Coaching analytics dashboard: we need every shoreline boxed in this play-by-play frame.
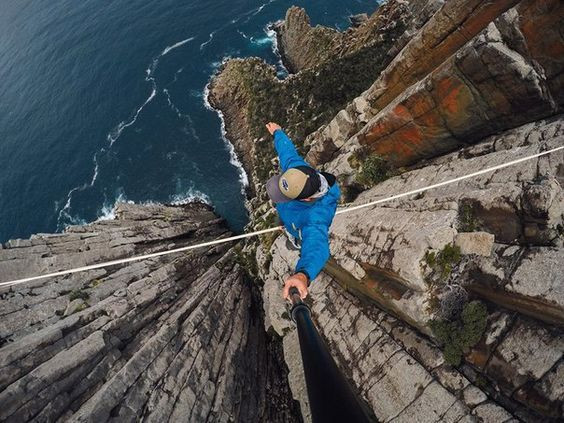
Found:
[203,77,250,197]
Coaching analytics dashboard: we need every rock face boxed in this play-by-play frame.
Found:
[258,118,564,421]
[307,0,564,172]
[273,1,445,74]
[208,0,441,191]
[210,0,564,421]
[273,6,341,73]
[0,203,301,422]
[2,0,564,421]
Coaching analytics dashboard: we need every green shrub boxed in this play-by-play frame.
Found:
[429,301,488,366]
[91,279,103,287]
[355,154,392,188]
[424,244,462,282]
[459,203,477,232]
[69,289,90,302]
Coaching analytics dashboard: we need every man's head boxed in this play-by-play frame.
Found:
[266,166,321,203]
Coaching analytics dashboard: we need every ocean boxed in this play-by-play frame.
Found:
[0,0,379,243]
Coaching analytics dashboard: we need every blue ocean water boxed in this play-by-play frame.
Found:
[0,0,379,243]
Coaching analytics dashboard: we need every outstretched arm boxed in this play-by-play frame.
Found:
[266,122,308,172]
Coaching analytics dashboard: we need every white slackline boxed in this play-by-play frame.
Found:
[1,145,562,288]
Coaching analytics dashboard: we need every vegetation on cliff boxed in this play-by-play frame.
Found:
[209,3,410,187]
[430,301,488,366]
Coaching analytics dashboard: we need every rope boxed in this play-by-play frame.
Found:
[1,145,562,288]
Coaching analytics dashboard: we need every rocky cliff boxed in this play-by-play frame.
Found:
[208,0,442,190]
[0,203,301,422]
[210,0,564,421]
[2,0,563,422]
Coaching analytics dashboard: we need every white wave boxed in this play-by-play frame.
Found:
[204,81,249,192]
[96,193,134,221]
[57,184,89,231]
[265,23,289,78]
[241,0,278,24]
[237,30,249,40]
[170,188,211,205]
[200,31,216,50]
[250,36,272,46]
[108,86,156,146]
[186,115,201,143]
[163,88,185,118]
[90,151,103,186]
[161,36,195,56]
[146,58,158,79]
[254,3,267,15]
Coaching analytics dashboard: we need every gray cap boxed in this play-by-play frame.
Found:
[266,166,320,203]
[266,175,292,203]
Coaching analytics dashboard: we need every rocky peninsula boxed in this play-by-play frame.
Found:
[1,0,563,421]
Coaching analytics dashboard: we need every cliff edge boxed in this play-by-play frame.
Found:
[1,0,563,422]
[0,203,301,422]
[210,0,564,421]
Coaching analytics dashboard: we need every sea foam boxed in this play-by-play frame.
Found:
[203,79,249,192]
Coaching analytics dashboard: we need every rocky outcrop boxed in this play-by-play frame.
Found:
[0,203,301,422]
[306,0,563,171]
[209,0,564,421]
[327,116,563,324]
[258,117,564,421]
[273,1,445,74]
[259,238,563,422]
[273,7,341,73]
[208,0,441,192]
[3,0,563,421]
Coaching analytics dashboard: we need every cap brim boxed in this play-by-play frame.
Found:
[266,175,292,203]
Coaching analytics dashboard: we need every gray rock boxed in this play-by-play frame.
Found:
[0,204,301,422]
[462,385,488,407]
[64,299,86,316]
[471,402,513,422]
[455,232,495,256]
[487,318,564,392]
[509,248,564,309]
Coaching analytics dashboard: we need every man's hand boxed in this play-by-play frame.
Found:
[282,272,309,300]
[266,122,282,136]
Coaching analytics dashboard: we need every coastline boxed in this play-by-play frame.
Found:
[203,78,250,196]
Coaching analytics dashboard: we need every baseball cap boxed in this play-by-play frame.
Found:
[266,166,321,203]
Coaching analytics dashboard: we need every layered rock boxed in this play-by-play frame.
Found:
[0,203,301,422]
[257,117,563,421]
[273,6,341,73]
[307,0,564,173]
[208,0,564,421]
[274,0,445,74]
[3,0,564,421]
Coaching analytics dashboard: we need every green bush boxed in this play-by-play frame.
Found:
[424,244,462,282]
[429,301,488,366]
[459,203,477,232]
[69,289,90,302]
[355,154,392,187]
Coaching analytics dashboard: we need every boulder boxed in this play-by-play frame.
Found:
[455,232,495,256]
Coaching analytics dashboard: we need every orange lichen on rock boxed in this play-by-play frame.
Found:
[436,76,464,116]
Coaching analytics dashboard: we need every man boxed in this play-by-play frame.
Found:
[265,122,340,300]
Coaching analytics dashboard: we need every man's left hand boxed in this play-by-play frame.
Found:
[266,122,282,136]
[283,273,308,300]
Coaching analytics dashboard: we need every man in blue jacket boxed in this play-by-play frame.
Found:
[265,122,340,300]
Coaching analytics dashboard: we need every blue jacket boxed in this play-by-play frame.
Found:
[273,129,340,282]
